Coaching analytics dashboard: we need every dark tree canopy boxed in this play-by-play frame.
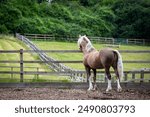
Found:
[0,0,149,40]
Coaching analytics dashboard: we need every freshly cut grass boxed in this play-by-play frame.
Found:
[0,36,45,70]
[0,35,70,82]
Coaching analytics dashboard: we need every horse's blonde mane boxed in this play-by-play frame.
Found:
[78,35,95,52]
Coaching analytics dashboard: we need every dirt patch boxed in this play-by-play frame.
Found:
[0,88,150,100]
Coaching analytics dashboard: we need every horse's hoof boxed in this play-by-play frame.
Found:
[117,88,122,92]
[92,88,96,91]
[87,88,96,91]
[106,88,112,92]
[87,88,92,91]
[92,87,98,91]
[93,85,98,91]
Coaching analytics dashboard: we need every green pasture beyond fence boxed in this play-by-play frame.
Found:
[23,33,149,45]
[0,49,150,83]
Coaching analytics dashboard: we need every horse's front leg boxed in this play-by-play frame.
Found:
[85,67,93,91]
[93,69,97,90]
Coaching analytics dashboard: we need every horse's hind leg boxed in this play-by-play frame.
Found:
[113,67,122,92]
[105,67,112,92]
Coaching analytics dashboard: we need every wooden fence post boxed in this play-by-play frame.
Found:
[126,39,128,44]
[37,67,39,79]
[132,72,135,82]
[124,73,128,81]
[143,39,145,45]
[140,70,144,83]
[21,35,23,41]
[11,67,13,79]
[20,49,24,82]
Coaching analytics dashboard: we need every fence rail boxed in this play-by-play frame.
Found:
[0,50,150,64]
[0,60,150,64]
[1,50,150,53]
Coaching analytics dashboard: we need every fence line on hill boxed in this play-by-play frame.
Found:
[16,33,85,81]
[16,34,76,71]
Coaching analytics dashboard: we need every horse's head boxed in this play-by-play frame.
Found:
[77,35,95,52]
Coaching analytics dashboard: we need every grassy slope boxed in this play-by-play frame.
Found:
[0,36,69,82]
[33,41,150,71]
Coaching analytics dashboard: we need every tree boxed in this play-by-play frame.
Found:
[112,0,150,39]
[0,2,22,34]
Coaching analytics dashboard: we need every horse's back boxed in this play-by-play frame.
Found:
[99,48,114,57]
[83,48,115,69]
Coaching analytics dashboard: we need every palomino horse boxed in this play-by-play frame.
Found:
[78,35,123,92]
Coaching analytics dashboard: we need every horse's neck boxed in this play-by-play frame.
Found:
[88,47,96,53]
[82,48,97,55]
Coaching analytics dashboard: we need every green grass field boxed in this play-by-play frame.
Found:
[0,35,69,82]
[33,41,150,71]
[0,35,150,82]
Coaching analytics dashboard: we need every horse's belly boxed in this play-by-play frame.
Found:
[90,63,104,69]
[88,60,104,69]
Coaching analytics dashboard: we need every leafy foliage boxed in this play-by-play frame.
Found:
[0,0,149,40]
[112,0,150,39]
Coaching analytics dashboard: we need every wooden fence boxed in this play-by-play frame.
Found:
[23,33,147,45]
[23,33,117,44]
[126,38,145,45]
[0,49,150,83]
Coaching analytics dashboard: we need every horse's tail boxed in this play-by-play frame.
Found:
[113,50,124,79]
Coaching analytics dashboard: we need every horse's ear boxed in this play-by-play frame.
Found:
[79,35,81,38]
[84,35,86,37]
